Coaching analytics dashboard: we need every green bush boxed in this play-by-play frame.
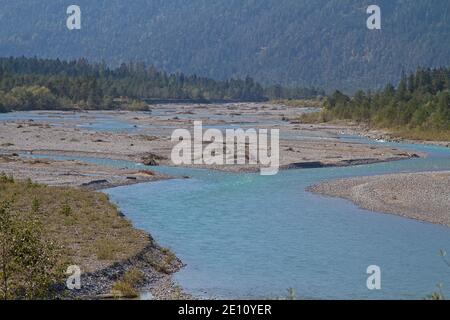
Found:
[0,201,62,299]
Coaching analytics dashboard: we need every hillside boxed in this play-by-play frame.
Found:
[0,0,449,92]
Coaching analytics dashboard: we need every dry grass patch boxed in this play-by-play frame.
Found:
[390,128,450,142]
[148,247,177,274]
[0,176,150,273]
[298,110,333,123]
[271,99,324,108]
[111,268,145,298]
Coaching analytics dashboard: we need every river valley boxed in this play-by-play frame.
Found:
[1,105,449,299]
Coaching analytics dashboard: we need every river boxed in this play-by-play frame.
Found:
[3,111,450,299]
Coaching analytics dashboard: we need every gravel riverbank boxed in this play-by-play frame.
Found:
[0,105,421,174]
[58,236,191,300]
[0,154,170,190]
[0,104,440,299]
[308,171,450,227]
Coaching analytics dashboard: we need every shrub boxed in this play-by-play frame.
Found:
[0,201,62,299]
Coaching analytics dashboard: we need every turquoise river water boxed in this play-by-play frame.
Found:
[27,141,450,300]
[4,111,450,299]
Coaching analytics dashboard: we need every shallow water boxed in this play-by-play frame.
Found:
[7,111,450,299]
[27,142,450,300]
[105,147,450,300]
[0,111,140,133]
[0,107,304,134]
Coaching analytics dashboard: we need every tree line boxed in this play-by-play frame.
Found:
[0,56,322,112]
[321,67,450,139]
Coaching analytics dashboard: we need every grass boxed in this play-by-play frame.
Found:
[286,288,297,300]
[271,99,324,108]
[298,110,333,123]
[111,268,145,298]
[148,247,177,274]
[390,127,450,142]
[298,111,450,142]
[0,177,150,273]
[95,238,121,260]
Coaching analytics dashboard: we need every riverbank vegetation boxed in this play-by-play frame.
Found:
[270,98,324,109]
[300,68,450,141]
[0,57,321,112]
[0,174,149,299]
[0,175,64,299]
[111,268,145,298]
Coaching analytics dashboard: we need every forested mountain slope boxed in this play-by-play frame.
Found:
[0,0,449,92]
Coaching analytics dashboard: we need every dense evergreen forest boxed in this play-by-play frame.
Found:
[317,68,450,140]
[0,1,448,92]
[0,57,322,112]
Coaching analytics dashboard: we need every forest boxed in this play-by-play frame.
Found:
[317,68,450,140]
[0,0,449,92]
[0,57,322,112]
